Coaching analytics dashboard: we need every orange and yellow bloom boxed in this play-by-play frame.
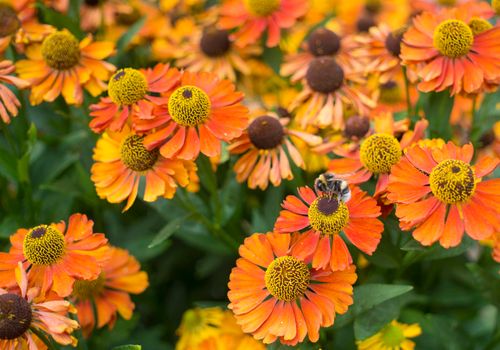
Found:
[0,60,30,123]
[356,319,422,350]
[388,142,500,247]
[0,213,108,297]
[16,29,115,105]
[71,246,149,337]
[91,124,193,211]
[275,186,384,271]
[228,232,357,345]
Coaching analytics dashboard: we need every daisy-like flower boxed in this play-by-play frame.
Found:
[174,26,261,82]
[387,141,500,247]
[16,29,115,105]
[0,60,30,124]
[137,71,249,161]
[228,114,322,190]
[327,112,428,197]
[356,320,422,350]
[176,307,265,350]
[91,124,192,211]
[218,0,308,48]
[281,27,363,83]
[0,213,108,297]
[0,263,80,349]
[401,4,500,95]
[70,246,148,337]
[228,232,357,345]
[274,186,383,271]
[89,64,180,133]
[289,56,376,129]
[353,23,407,84]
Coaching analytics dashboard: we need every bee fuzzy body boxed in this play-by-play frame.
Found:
[314,172,351,203]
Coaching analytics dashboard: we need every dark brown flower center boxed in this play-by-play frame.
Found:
[200,29,231,57]
[385,31,404,57]
[306,57,344,94]
[248,116,284,150]
[344,115,370,139]
[276,107,291,119]
[0,294,32,340]
[0,4,20,38]
[84,0,101,6]
[307,28,341,56]
[356,15,377,32]
[364,0,382,14]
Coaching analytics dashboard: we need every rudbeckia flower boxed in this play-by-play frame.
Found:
[289,56,376,129]
[218,0,308,48]
[91,124,193,211]
[0,263,80,349]
[173,26,261,81]
[356,320,422,350]
[401,4,500,94]
[387,142,500,247]
[16,29,116,105]
[176,307,265,350]
[0,214,108,297]
[327,112,428,197]
[281,27,363,83]
[70,246,149,337]
[228,232,357,345]
[275,186,384,271]
[228,114,322,190]
[0,60,30,124]
[138,71,249,161]
[89,64,180,133]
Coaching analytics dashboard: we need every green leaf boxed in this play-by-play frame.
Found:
[420,91,454,140]
[352,284,413,315]
[354,297,404,340]
[36,3,84,38]
[0,147,18,181]
[111,17,146,64]
[17,123,37,184]
[470,92,500,146]
[148,214,191,248]
[112,345,142,350]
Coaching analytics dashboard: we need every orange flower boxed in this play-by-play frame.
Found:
[138,71,248,161]
[274,186,384,271]
[91,124,193,211]
[289,56,376,129]
[281,28,363,83]
[71,246,148,337]
[0,213,108,297]
[89,63,179,133]
[387,142,500,247]
[173,26,261,81]
[0,263,80,349]
[327,112,428,197]
[0,60,30,123]
[228,114,322,189]
[228,232,357,345]
[401,4,500,94]
[218,0,308,48]
[16,29,115,105]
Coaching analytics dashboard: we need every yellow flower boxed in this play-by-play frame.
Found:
[357,320,422,350]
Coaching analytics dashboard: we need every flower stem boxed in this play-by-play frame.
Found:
[31,328,60,350]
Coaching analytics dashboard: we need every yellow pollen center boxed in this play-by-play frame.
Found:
[0,4,20,38]
[437,0,456,6]
[308,196,349,235]
[41,31,81,70]
[381,324,405,347]
[23,225,66,266]
[360,133,401,174]
[120,135,159,172]
[72,273,106,300]
[468,18,493,35]
[429,159,476,204]
[244,0,280,16]
[433,19,473,58]
[168,86,211,127]
[108,68,148,106]
[264,256,310,302]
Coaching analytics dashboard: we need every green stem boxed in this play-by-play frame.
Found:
[31,328,60,350]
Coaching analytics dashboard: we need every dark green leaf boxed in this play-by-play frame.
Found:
[352,284,413,315]
[148,214,192,248]
[112,345,142,350]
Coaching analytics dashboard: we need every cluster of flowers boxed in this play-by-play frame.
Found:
[0,214,148,348]
[0,0,499,348]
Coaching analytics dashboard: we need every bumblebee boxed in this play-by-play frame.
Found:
[314,172,351,203]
